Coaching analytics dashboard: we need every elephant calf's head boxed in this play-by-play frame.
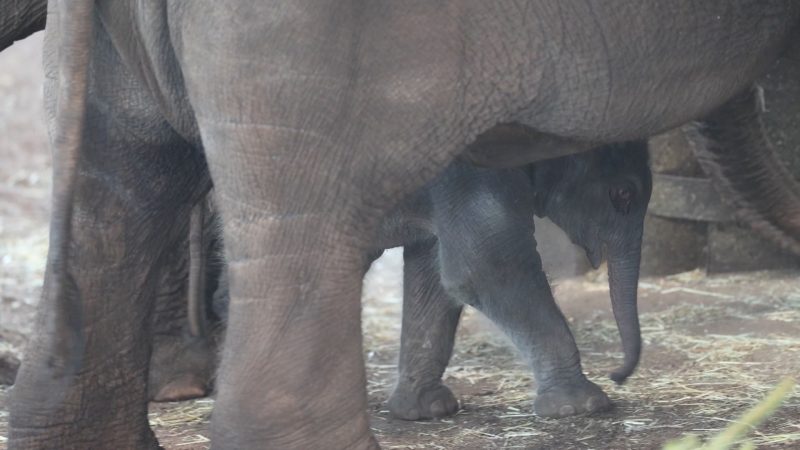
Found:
[531,142,652,384]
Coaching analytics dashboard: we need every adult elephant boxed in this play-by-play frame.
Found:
[9,2,800,450]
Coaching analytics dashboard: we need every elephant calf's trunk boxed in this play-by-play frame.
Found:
[607,244,643,385]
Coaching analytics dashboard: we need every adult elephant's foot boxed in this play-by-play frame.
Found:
[9,424,162,450]
[149,335,216,402]
[388,382,459,420]
[152,374,210,402]
[10,359,162,449]
[533,377,612,418]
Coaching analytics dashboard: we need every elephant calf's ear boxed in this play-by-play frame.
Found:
[609,183,635,215]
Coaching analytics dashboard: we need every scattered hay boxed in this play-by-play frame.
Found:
[366,267,800,449]
[147,399,214,448]
[149,400,214,428]
[664,377,796,449]
[2,250,799,448]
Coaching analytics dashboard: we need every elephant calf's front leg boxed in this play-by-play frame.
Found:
[388,240,462,420]
[441,241,611,418]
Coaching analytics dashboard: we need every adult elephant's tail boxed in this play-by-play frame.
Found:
[44,0,96,389]
[688,86,800,255]
[0,0,47,52]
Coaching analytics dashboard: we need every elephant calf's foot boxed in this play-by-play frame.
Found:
[388,382,459,420]
[534,378,611,418]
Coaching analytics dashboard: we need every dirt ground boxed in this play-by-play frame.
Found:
[1,34,800,450]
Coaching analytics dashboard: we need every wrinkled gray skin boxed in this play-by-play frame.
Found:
[9,2,800,449]
[146,200,219,403]
[0,0,214,403]
[0,0,46,52]
[0,162,214,401]
[385,143,651,419]
[208,142,651,420]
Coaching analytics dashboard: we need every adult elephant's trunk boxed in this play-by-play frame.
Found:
[0,0,47,52]
[606,237,643,385]
[689,86,800,255]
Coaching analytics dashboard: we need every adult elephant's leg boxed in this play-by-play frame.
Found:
[433,163,610,418]
[9,119,205,448]
[174,4,475,448]
[198,128,377,448]
[8,19,208,449]
[148,230,216,403]
[388,240,463,420]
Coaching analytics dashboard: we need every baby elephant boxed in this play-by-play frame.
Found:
[375,141,651,420]
[209,141,652,420]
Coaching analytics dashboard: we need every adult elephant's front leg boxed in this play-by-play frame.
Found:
[199,126,378,449]
[175,5,476,447]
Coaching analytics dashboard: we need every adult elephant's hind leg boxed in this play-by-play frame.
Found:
[8,115,206,449]
[388,240,462,420]
[9,19,208,446]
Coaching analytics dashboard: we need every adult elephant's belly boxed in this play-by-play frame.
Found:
[515,0,800,144]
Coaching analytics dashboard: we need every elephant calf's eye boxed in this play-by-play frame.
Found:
[609,185,634,215]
